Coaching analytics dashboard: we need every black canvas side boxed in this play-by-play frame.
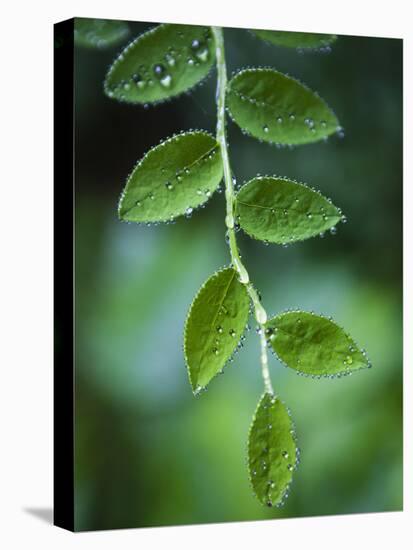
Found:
[53,17,75,532]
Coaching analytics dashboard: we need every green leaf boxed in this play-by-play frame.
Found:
[265,311,371,377]
[74,18,129,49]
[184,267,250,393]
[251,29,337,50]
[226,68,339,145]
[104,24,215,104]
[235,176,342,245]
[118,131,223,223]
[248,392,298,507]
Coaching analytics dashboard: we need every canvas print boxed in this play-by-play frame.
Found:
[54,17,403,531]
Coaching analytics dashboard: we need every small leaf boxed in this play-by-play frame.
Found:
[248,392,298,507]
[251,29,337,50]
[74,18,129,49]
[226,68,339,145]
[104,24,215,104]
[265,311,371,377]
[119,131,223,223]
[235,176,342,244]
[184,267,250,393]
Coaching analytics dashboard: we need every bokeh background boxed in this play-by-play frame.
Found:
[73,20,402,531]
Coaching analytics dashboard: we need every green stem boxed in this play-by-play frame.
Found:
[212,26,273,396]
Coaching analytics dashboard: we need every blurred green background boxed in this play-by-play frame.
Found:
[73,21,402,531]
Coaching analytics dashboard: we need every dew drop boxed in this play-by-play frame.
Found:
[277,116,283,124]
[289,113,295,121]
[165,53,176,67]
[336,126,345,139]
[229,329,236,337]
[185,207,193,218]
[153,63,165,76]
[165,181,173,190]
[330,226,337,235]
[216,326,223,334]
[160,74,172,88]
[212,347,219,355]
[196,48,209,62]
[287,464,293,471]
[263,125,269,133]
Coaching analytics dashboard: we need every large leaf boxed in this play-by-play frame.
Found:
[248,392,298,507]
[104,23,215,104]
[226,68,339,145]
[118,131,223,223]
[184,267,250,393]
[251,29,337,50]
[74,18,129,49]
[265,311,371,377]
[235,176,342,245]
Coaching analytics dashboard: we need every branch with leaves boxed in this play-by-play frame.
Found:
[77,19,372,508]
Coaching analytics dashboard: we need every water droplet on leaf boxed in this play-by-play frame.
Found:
[153,64,166,76]
[160,74,172,88]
